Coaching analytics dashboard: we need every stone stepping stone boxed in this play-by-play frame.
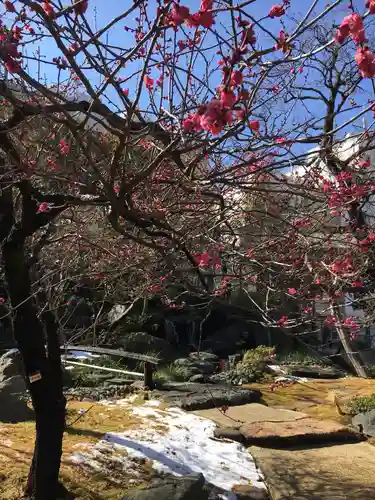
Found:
[239,417,359,446]
[250,442,375,499]
[196,403,361,447]
[152,383,261,411]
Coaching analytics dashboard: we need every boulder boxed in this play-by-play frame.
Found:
[191,360,216,374]
[152,382,261,411]
[209,372,232,384]
[1,349,72,389]
[105,377,133,386]
[189,374,205,383]
[121,473,208,500]
[189,352,219,363]
[0,375,34,422]
[117,332,177,363]
[174,358,216,375]
[0,349,24,382]
[130,380,147,391]
[352,410,375,437]
[204,323,247,356]
[283,364,343,379]
[213,427,244,443]
[174,358,194,367]
[231,485,270,500]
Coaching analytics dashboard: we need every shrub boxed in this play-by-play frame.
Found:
[67,355,126,387]
[276,351,328,367]
[153,363,191,384]
[346,394,375,415]
[229,346,275,384]
[366,365,375,378]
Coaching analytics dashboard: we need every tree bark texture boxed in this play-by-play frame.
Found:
[330,304,367,378]
[0,188,66,500]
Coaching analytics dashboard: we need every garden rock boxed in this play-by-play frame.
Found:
[204,323,247,356]
[174,358,216,374]
[209,372,232,384]
[0,349,24,381]
[191,360,216,374]
[283,364,343,379]
[117,332,176,363]
[189,352,219,363]
[121,473,208,500]
[189,374,206,383]
[153,382,261,410]
[130,380,147,391]
[213,427,244,442]
[66,386,130,400]
[0,375,34,422]
[105,377,133,385]
[231,485,270,500]
[352,409,375,437]
[174,358,195,367]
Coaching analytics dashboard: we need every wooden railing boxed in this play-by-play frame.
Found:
[60,345,160,389]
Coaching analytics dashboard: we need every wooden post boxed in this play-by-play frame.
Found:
[144,361,154,389]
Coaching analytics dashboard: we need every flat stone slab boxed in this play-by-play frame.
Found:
[121,473,208,500]
[196,403,307,429]
[250,443,375,499]
[240,417,358,446]
[152,383,261,411]
[196,404,359,446]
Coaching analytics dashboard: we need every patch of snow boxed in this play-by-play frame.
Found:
[267,364,285,373]
[62,350,100,360]
[71,451,105,472]
[72,399,266,498]
[147,399,161,407]
[275,375,309,383]
[108,304,128,325]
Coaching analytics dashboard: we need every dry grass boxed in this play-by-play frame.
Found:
[249,377,375,425]
[0,399,156,500]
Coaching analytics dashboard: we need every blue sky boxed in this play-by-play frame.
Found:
[1,0,374,159]
[2,0,353,90]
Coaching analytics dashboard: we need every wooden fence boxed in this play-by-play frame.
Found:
[60,345,160,389]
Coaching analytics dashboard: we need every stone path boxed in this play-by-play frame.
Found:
[195,386,375,499]
[250,443,375,500]
[195,403,360,446]
[250,377,375,423]
[152,382,261,410]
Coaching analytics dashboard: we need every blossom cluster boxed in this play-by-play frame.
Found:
[335,8,375,78]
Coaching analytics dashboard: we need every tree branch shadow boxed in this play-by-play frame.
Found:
[251,443,375,500]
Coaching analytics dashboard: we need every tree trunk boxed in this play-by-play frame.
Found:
[2,237,66,500]
[330,304,367,378]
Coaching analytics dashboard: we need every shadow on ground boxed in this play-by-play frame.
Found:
[251,442,375,500]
